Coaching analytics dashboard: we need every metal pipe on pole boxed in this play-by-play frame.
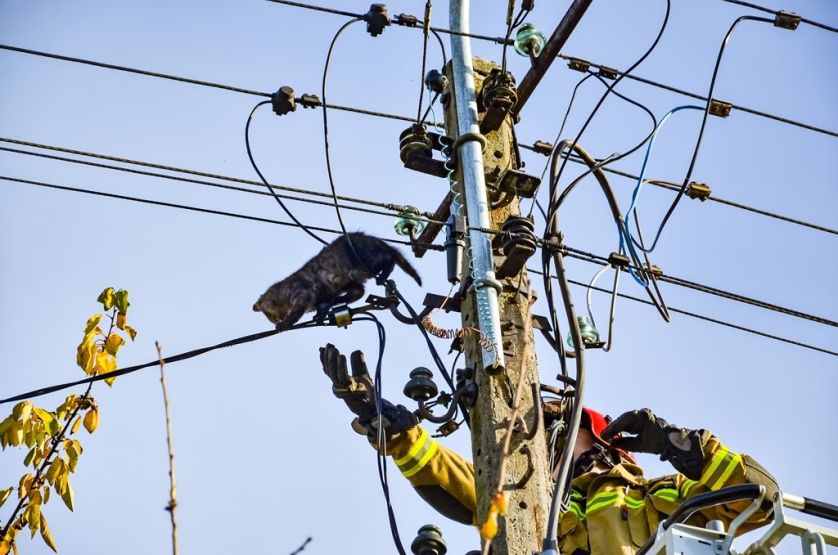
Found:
[449,0,505,372]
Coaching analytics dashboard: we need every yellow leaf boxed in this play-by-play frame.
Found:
[0,487,12,508]
[116,311,126,329]
[83,314,103,334]
[123,325,138,341]
[97,287,116,310]
[19,474,33,499]
[76,336,99,375]
[45,458,61,485]
[60,479,74,512]
[114,290,130,314]
[0,541,8,555]
[23,446,37,467]
[104,333,125,356]
[12,401,32,422]
[43,485,50,504]
[39,513,58,552]
[0,416,14,436]
[70,417,82,434]
[83,408,99,434]
[8,423,24,447]
[27,491,42,534]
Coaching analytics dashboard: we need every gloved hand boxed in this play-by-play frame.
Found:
[319,343,376,421]
[363,399,419,442]
[601,408,705,480]
[319,343,418,441]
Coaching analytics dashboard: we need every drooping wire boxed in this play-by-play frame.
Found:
[354,312,408,555]
[545,0,671,231]
[500,3,530,73]
[622,105,703,262]
[245,100,328,245]
[643,15,774,252]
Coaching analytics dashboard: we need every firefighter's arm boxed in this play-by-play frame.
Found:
[383,425,477,525]
[673,432,779,532]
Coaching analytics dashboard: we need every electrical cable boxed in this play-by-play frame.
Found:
[644,15,775,252]
[720,0,838,33]
[0,137,439,220]
[0,321,321,406]
[246,100,328,244]
[416,1,432,122]
[0,44,440,129]
[520,142,838,236]
[555,53,838,139]
[264,0,514,44]
[546,0,671,232]
[0,175,445,252]
[353,313,408,555]
[8,171,831,329]
[621,105,704,269]
[0,145,444,223]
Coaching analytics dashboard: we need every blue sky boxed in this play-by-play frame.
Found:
[1,1,836,554]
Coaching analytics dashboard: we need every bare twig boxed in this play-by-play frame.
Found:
[289,536,312,555]
[156,341,178,555]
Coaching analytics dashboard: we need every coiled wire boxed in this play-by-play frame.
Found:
[421,315,498,364]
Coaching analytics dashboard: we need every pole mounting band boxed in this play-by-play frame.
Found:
[453,131,487,151]
[473,276,502,293]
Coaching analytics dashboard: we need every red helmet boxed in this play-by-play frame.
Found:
[581,407,636,464]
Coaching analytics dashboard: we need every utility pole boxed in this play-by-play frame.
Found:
[444,55,552,555]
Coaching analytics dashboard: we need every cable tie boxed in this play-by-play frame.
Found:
[298,93,321,108]
[607,252,630,269]
[532,140,554,156]
[566,57,591,73]
[394,13,418,27]
[709,99,732,118]
[597,65,619,80]
[774,11,801,30]
[686,182,712,201]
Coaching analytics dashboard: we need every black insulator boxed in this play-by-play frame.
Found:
[410,524,447,555]
[444,214,465,284]
[424,69,448,95]
[364,3,390,37]
[271,86,296,116]
[404,367,439,402]
[481,69,518,113]
[399,123,434,164]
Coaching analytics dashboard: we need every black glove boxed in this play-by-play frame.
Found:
[319,343,375,420]
[601,408,706,480]
[362,399,419,442]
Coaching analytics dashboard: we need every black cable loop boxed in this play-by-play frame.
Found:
[644,15,775,252]
[246,100,328,244]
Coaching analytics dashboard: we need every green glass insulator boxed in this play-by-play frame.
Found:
[394,213,426,236]
[513,24,547,57]
[566,316,601,348]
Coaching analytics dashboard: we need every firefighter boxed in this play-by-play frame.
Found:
[319,344,778,554]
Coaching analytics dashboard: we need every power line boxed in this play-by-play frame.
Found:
[560,246,838,328]
[0,145,442,223]
[0,44,440,128]
[528,268,837,357]
[0,174,444,252]
[0,137,440,221]
[264,0,513,44]
[556,54,838,139]
[519,143,837,236]
[720,0,838,33]
[7,172,833,354]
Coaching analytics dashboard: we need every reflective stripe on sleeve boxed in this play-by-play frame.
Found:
[395,428,438,478]
[586,491,644,516]
[653,488,679,503]
[680,479,698,498]
[700,446,743,491]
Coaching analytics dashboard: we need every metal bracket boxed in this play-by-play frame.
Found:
[686,181,712,201]
[607,251,630,269]
[514,445,535,489]
[597,65,618,80]
[567,57,591,73]
[492,168,541,199]
[774,11,801,30]
[709,99,732,118]
[643,264,663,278]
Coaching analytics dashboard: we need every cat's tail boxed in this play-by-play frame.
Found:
[391,248,422,286]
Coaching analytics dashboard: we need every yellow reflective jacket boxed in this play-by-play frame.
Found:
[381,426,778,554]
